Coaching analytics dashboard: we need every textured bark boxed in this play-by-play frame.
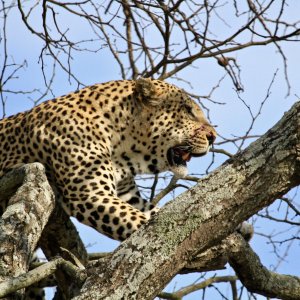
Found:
[74,102,300,300]
[229,234,300,300]
[40,206,88,265]
[0,163,55,299]
[86,234,232,276]
[0,164,87,299]
[0,257,86,298]
[40,205,88,299]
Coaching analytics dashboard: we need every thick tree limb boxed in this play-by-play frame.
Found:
[0,163,55,299]
[87,242,229,275]
[0,164,32,205]
[74,102,300,300]
[229,234,300,300]
[0,163,88,299]
[86,224,252,276]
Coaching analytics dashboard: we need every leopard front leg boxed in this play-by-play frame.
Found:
[116,175,159,218]
[54,159,154,241]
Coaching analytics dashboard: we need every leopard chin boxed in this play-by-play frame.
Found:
[170,164,188,178]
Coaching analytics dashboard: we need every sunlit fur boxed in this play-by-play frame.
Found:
[0,79,216,241]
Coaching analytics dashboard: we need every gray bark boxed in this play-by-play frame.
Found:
[0,257,85,298]
[74,102,300,300]
[0,163,88,299]
[0,163,55,299]
[229,234,300,300]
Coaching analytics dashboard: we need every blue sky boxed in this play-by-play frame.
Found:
[2,1,300,299]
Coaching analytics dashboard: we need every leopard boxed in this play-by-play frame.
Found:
[0,78,216,241]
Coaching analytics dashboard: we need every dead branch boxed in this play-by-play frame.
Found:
[13,1,300,86]
[159,275,238,300]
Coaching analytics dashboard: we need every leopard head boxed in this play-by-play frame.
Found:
[134,78,217,177]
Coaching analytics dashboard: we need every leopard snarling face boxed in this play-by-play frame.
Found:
[132,78,217,177]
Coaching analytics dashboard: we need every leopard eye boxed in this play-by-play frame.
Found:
[184,104,197,119]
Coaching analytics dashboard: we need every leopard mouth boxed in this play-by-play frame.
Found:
[167,145,206,167]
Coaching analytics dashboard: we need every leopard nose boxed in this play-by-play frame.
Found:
[206,131,216,145]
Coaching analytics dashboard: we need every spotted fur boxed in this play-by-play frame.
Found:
[0,79,216,241]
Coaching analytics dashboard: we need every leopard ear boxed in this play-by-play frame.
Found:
[135,78,161,106]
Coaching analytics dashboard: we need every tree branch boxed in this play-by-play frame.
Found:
[159,275,237,300]
[229,234,300,300]
[74,101,300,299]
[0,163,55,299]
[0,257,86,298]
